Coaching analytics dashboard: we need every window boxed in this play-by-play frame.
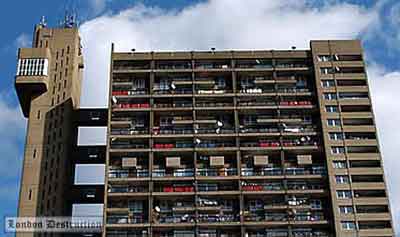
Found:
[321,80,335,88]
[33,149,37,159]
[320,67,334,74]
[331,146,345,154]
[327,119,341,127]
[339,206,354,214]
[325,105,338,113]
[37,110,41,119]
[329,132,344,140]
[74,164,105,185]
[323,93,337,100]
[310,199,322,209]
[66,46,70,54]
[337,190,352,199]
[336,175,350,184]
[28,189,32,200]
[339,92,369,99]
[341,221,356,230]
[16,58,49,76]
[318,55,332,62]
[333,161,347,169]
[65,68,68,77]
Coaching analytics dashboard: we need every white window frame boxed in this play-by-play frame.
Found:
[329,132,344,140]
[341,221,356,230]
[333,161,347,169]
[336,175,350,184]
[325,105,338,113]
[323,93,337,100]
[339,206,354,214]
[331,146,345,154]
[327,119,341,127]
[337,190,352,199]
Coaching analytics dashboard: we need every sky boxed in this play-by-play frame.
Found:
[0,0,399,235]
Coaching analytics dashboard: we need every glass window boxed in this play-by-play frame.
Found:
[337,190,352,199]
[318,55,332,62]
[325,105,338,113]
[323,93,337,100]
[336,175,350,184]
[339,206,354,214]
[327,119,341,127]
[321,80,335,88]
[320,67,334,74]
[341,221,356,230]
[333,161,347,169]
[331,146,345,154]
[74,164,105,185]
[77,127,107,146]
[329,132,344,140]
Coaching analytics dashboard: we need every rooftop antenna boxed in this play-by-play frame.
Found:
[62,5,78,29]
[39,16,47,28]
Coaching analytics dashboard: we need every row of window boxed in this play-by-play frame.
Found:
[321,79,366,88]
[318,54,362,62]
[341,220,391,231]
[323,92,369,100]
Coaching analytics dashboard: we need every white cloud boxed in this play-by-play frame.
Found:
[0,92,26,177]
[15,33,31,49]
[367,64,400,232]
[79,0,375,107]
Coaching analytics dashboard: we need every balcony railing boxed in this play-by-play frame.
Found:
[198,214,239,223]
[197,168,238,177]
[111,129,148,135]
[241,167,283,176]
[242,182,283,191]
[154,102,192,108]
[107,215,146,224]
[112,89,148,96]
[108,185,148,193]
[152,168,195,177]
[113,103,150,109]
[157,214,195,224]
[108,169,149,178]
[285,167,326,175]
[110,143,148,149]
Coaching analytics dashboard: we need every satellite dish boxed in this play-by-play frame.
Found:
[112,96,117,104]
[171,83,176,90]
[217,121,223,127]
[155,206,160,212]
[195,138,201,144]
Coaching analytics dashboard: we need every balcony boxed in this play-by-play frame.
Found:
[236,59,273,69]
[242,181,283,193]
[108,169,149,179]
[197,168,238,177]
[198,214,239,223]
[16,48,51,117]
[152,168,195,179]
[107,215,147,225]
[108,185,148,194]
[241,167,283,177]
[285,167,326,176]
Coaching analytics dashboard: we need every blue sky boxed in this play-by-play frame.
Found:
[1,0,400,235]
